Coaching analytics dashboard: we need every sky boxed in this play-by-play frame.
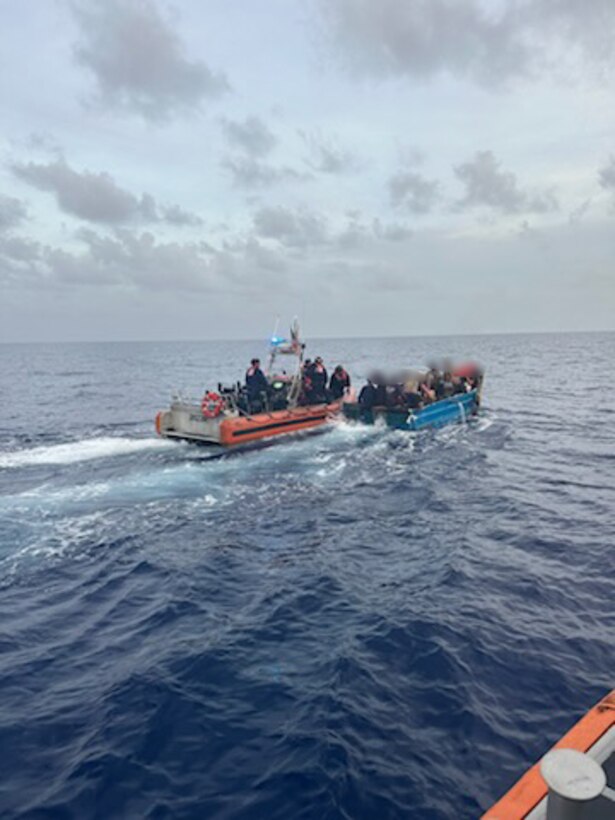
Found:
[1,0,614,342]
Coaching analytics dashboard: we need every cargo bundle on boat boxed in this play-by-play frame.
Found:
[155,320,342,447]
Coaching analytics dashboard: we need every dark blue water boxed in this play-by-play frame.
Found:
[0,333,613,819]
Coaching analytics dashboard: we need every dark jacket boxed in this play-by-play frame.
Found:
[358,383,376,409]
[310,363,328,396]
[329,369,350,399]
[245,366,268,398]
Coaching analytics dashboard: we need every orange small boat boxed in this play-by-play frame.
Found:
[483,689,615,819]
[155,320,345,447]
[155,400,341,447]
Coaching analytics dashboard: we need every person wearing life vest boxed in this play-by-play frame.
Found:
[329,365,350,400]
[245,358,268,411]
[310,356,328,403]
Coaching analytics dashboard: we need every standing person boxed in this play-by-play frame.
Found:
[310,356,328,403]
[245,358,268,411]
[358,378,376,409]
[329,365,350,400]
[300,359,314,405]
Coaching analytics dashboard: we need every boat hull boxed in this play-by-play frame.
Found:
[342,389,479,431]
[156,401,341,447]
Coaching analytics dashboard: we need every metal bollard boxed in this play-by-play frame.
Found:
[541,748,614,820]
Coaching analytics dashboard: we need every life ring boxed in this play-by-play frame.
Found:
[201,391,225,418]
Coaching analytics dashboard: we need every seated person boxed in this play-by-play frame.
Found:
[403,379,424,409]
[419,379,436,404]
[386,383,406,408]
[436,371,455,399]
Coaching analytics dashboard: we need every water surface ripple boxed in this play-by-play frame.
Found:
[0,333,613,818]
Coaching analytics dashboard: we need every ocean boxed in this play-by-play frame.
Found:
[0,332,613,819]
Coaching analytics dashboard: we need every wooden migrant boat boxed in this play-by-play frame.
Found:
[342,363,483,432]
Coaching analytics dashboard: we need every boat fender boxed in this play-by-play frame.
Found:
[201,391,225,418]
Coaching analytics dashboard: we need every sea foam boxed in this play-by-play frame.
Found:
[0,437,175,469]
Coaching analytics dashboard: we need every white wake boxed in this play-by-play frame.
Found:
[0,437,176,468]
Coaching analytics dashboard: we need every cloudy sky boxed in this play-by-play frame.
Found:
[1,0,614,341]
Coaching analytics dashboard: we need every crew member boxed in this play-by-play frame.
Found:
[300,359,314,405]
[329,365,350,400]
[310,356,328,403]
[245,358,268,410]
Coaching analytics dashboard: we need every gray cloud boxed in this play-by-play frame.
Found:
[161,204,204,227]
[0,236,41,262]
[253,206,328,248]
[300,131,359,174]
[70,0,229,121]
[599,156,615,192]
[321,0,615,87]
[0,225,286,295]
[44,228,214,291]
[221,116,277,157]
[12,159,202,226]
[0,195,28,231]
[388,171,440,214]
[372,218,412,242]
[454,151,558,214]
[222,157,306,189]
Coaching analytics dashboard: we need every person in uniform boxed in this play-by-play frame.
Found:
[329,365,351,400]
[310,356,328,403]
[245,358,268,411]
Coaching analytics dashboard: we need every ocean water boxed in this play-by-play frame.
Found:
[0,333,613,819]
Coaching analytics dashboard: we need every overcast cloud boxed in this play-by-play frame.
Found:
[12,159,202,226]
[300,131,359,175]
[221,116,277,158]
[321,0,615,86]
[599,157,615,194]
[0,195,28,231]
[70,0,229,120]
[0,0,614,340]
[388,171,440,214]
[454,151,559,215]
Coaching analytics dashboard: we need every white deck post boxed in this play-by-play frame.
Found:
[541,748,612,820]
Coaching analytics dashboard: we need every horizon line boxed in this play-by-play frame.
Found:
[1,328,613,345]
